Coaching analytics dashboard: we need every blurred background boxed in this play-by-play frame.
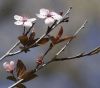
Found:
[0,0,100,88]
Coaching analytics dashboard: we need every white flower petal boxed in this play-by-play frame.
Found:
[40,8,49,16]
[3,62,9,70]
[14,15,23,21]
[36,14,46,19]
[10,61,14,66]
[27,18,36,22]
[24,21,32,27]
[45,17,55,24]
[50,12,62,20]
[3,62,8,67]
[14,21,23,25]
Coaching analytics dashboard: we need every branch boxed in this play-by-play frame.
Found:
[0,7,72,61]
[56,20,87,56]
[0,41,20,61]
[0,23,35,61]
[8,19,87,88]
[54,47,100,61]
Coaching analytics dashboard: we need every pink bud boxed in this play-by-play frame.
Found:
[36,56,44,65]
[3,61,15,73]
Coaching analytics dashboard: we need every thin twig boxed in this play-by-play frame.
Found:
[8,79,24,88]
[0,41,20,61]
[56,20,87,56]
[54,47,100,61]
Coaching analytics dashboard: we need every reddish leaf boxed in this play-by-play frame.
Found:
[29,32,35,40]
[20,70,37,83]
[55,26,63,40]
[16,60,26,78]
[26,39,36,47]
[38,38,49,45]
[18,35,29,46]
[57,36,75,44]
[7,76,17,82]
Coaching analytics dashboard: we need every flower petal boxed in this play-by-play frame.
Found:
[14,21,23,25]
[14,15,23,21]
[10,61,14,67]
[50,12,62,20]
[36,14,46,19]
[24,21,32,27]
[40,8,49,16]
[3,62,9,70]
[3,62,8,67]
[45,17,55,24]
[27,18,36,22]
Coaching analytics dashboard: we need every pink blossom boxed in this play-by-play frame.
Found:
[36,8,62,24]
[3,61,15,72]
[14,15,36,27]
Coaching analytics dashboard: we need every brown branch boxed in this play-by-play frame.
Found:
[54,47,100,61]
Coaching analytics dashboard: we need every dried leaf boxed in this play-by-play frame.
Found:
[38,38,49,45]
[16,83,26,88]
[16,60,26,78]
[20,70,37,83]
[55,26,63,40]
[7,76,16,82]
[18,35,29,46]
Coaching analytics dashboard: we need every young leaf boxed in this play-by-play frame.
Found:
[7,76,17,82]
[29,32,35,40]
[16,83,26,88]
[38,38,49,45]
[18,35,29,46]
[57,36,75,44]
[16,60,26,78]
[55,26,63,40]
[20,70,37,83]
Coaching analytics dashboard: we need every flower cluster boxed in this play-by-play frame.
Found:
[14,8,62,27]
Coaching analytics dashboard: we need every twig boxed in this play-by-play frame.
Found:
[0,41,20,61]
[8,79,23,88]
[56,20,87,56]
[54,47,100,61]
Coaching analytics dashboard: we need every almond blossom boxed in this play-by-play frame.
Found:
[3,61,15,73]
[36,8,62,24]
[14,15,36,27]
